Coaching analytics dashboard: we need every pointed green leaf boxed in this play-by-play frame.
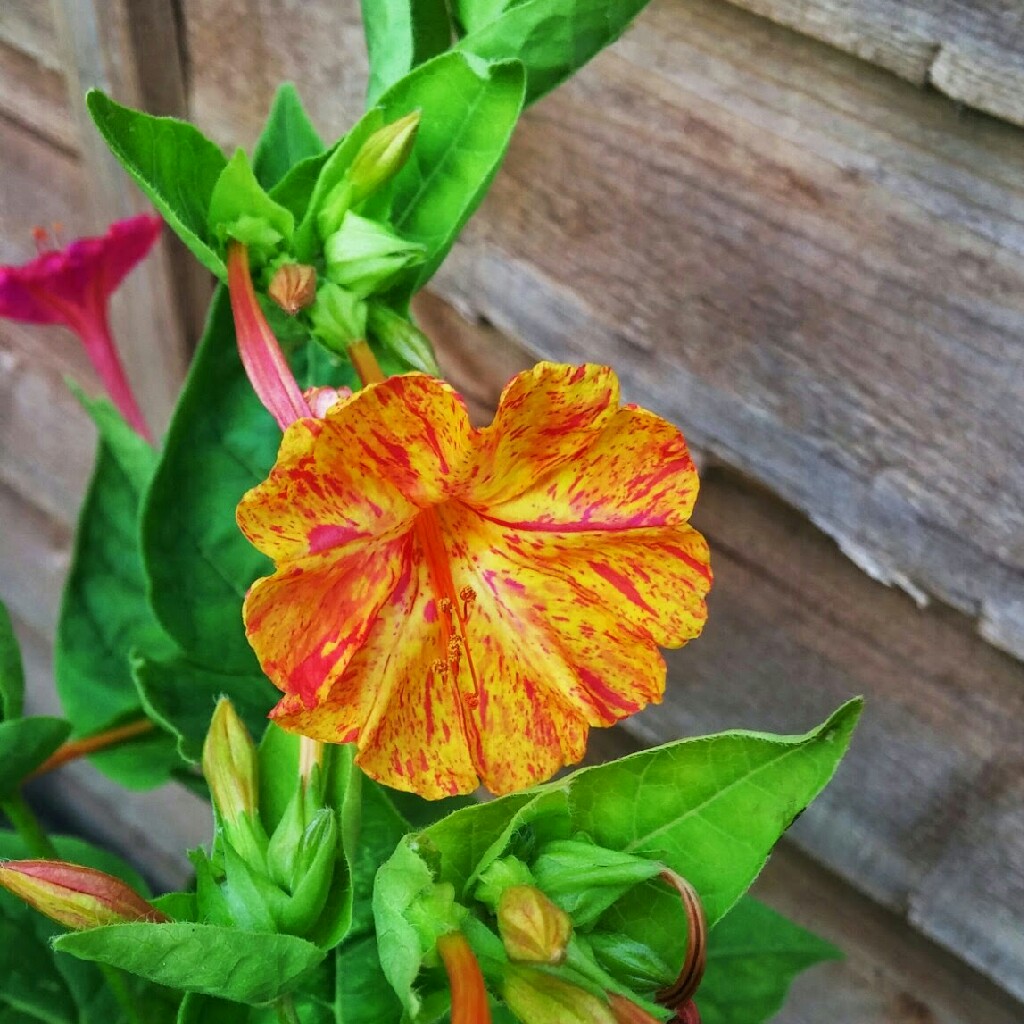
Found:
[132,650,277,763]
[0,718,71,797]
[252,84,324,191]
[55,392,178,789]
[361,0,454,104]
[697,896,840,1024]
[456,0,654,105]
[208,150,295,256]
[0,601,24,722]
[86,91,227,277]
[54,923,324,1004]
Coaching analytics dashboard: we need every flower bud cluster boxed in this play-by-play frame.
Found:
[195,699,342,942]
[207,110,438,379]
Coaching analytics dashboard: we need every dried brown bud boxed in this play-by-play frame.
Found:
[0,860,167,930]
[268,262,317,314]
[498,885,572,965]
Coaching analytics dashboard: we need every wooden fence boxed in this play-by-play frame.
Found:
[1,1,1022,1020]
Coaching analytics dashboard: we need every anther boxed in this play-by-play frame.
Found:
[430,658,448,676]
[32,226,49,254]
[459,585,477,620]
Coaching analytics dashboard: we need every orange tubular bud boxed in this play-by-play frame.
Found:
[498,885,572,965]
[437,931,491,1024]
[0,860,167,930]
[608,993,663,1024]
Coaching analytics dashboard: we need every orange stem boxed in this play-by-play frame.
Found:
[437,932,492,1024]
[347,338,387,386]
[30,719,156,778]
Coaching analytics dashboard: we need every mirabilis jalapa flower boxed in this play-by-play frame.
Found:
[237,354,712,798]
[0,214,162,440]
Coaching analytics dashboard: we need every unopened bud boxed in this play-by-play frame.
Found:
[0,860,167,930]
[310,281,368,351]
[498,885,572,965]
[323,212,425,298]
[608,993,662,1024]
[674,1001,702,1024]
[348,112,421,206]
[203,699,257,823]
[203,699,267,866]
[367,303,439,374]
[268,263,317,315]
[437,932,491,1024]
[503,967,616,1024]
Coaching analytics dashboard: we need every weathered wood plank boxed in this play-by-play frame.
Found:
[425,0,1024,663]
[0,37,77,153]
[720,0,1024,128]
[420,287,1024,1001]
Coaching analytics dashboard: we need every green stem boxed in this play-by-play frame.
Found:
[0,792,58,858]
[276,994,302,1024]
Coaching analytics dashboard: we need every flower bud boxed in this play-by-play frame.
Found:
[348,112,420,206]
[303,385,352,418]
[674,1001,702,1023]
[310,281,368,351]
[498,885,572,965]
[367,303,439,374]
[502,967,616,1024]
[608,993,663,1024]
[268,263,317,315]
[0,860,167,930]
[437,932,491,1024]
[202,698,267,866]
[323,212,425,297]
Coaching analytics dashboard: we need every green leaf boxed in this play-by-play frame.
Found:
[86,91,227,277]
[140,288,352,676]
[252,84,324,191]
[334,931,402,1024]
[383,51,526,295]
[177,993,251,1024]
[456,0,653,105]
[361,0,454,105]
[54,392,178,789]
[0,601,24,721]
[697,897,840,1024]
[54,923,325,1004]
[0,718,70,797]
[417,701,862,927]
[208,150,295,256]
[132,651,277,764]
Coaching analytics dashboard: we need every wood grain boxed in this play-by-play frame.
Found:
[720,0,1024,129]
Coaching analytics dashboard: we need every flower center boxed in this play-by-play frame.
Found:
[414,506,481,709]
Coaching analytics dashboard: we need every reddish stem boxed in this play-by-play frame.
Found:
[437,932,492,1024]
[226,241,311,428]
[348,337,386,386]
[29,719,156,779]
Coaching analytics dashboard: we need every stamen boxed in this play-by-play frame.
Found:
[431,658,448,676]
[32,226,50,254]
[459,585,477,620]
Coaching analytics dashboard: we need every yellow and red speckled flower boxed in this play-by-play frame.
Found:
[237,362,711,798]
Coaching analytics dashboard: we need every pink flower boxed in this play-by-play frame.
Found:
[0,214,163,440]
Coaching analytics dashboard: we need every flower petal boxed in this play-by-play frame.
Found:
[472,400,701,531]
[273,536,481,797]
[464,363,620,507]
[244,533,409,708]
[237,373,473,562]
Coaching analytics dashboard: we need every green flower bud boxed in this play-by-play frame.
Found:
[0,860,166,931]
[347,111,420,206]
[310,281,368,352]
[502,967,616,1024]
[367,303,440,374]
[474,855,536,911]
[202,699,267,868]
[209,148,294,259]
[323,212,425,297]
[498,885,572,965]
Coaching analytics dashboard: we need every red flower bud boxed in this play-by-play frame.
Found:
[0,860,167,930]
